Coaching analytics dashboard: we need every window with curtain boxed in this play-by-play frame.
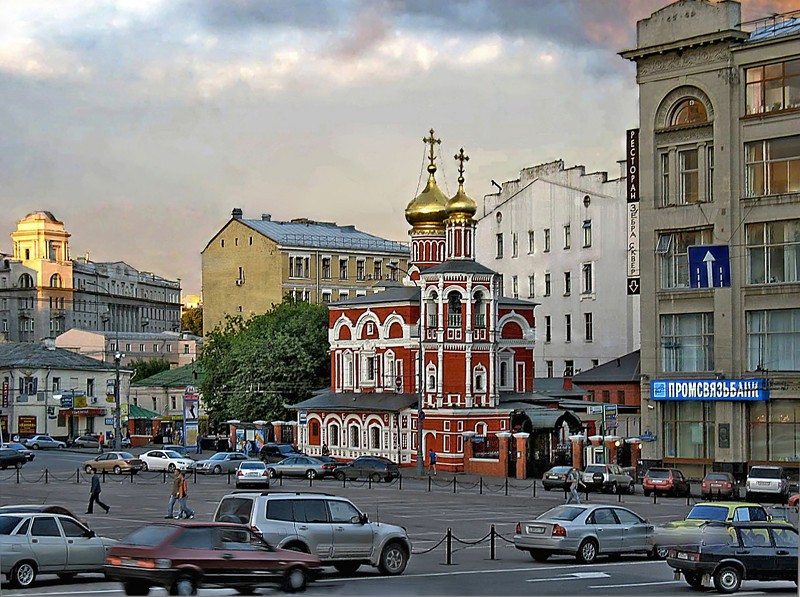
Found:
[746,220,800,285]
[658,228,712,289]
[749,401,800,461]
[745,135,800,197]
[747,308,800,371]
[663,401,715,459]
[661,312,714,372]
[745,59,800,115]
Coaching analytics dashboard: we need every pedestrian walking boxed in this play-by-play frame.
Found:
[176,471,194,519]
[428,448,437,475]
[566,466,582,504]
[86,468,110,514]
[321,443,330,457]
[165,469,182,519]
[244,440,252,458]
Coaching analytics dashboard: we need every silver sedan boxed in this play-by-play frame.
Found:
[235,461,270,488]
[195,452,249,474]
[267,456,332,479]
[514,504,655,564]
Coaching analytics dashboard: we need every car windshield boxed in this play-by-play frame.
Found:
[7,443,25,450]
[686,505,729,521]
[750,467,781,479]
[0,516,23,535]
[209,454,228,461]
[122,525,175,546]
[647,469,670,479]
[215,498,253,524]
[164,451,183,459]
[705,473,730,481]
[537,506,585,521]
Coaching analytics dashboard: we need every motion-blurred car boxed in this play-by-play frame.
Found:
[82,452,143,475]
[259,443,304,464]
[581,464,634,494]
[235,461,270,488]
[513,504,655,564]
[1,442,35,461]
[104,522,322,595]
[69,435,100,448]
[22,435,66,450]
[268,456,334,480]
[701,472,740,500]
[667,522,798,593]
[139,449,195,472]
[542,466,573,491]
[0,512,117,589]
[196,452,248,474]
[332,456,400,483]
[0,448,28,470]
[643,468,691,497]
[789,493,799,511]
[0,505,81,519]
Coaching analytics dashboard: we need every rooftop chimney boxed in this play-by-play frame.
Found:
[232,208,243,220]
[261,214,271,221]
[563,376,573,391]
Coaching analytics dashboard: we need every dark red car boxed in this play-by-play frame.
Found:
[701,472,740,500]
[643,467,691,497]
[104,522,321,595]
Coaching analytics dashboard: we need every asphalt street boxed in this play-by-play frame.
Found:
[2,450,797,596]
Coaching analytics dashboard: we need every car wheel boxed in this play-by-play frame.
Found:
[333,562,361,574]
[306,469,317,480]
[529,550,550,562]
[713,565,742,594]
[282,567,308,593]
[378,541,409,575]
[335,471,345,481]
[57,572,75,581]
[370,473,382,483]
[84,464,94,474]
[213,465,222,474]
[655,546,670,559]
[543,486,551,491]
[10,561,36,588]
[168,463,176,473]
[684,572,704,590]
[576,538,598,564]
[14,462,22,469]
[31,444,39,450]
[170,575,197,596]
[113,465,122,475]
[643,489,651,497]
[123,581,150,595]
[141,462,149,471]
[268,468,278,478]
[235,587,256,595]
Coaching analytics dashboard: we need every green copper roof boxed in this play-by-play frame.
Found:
[134,361,204,388]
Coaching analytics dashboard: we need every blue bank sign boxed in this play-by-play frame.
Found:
[651,379,768,401]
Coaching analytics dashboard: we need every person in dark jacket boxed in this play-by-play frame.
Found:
[86,467,110,514]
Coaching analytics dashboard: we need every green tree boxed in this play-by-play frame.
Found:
[129,357,171,382]
[181,307,203,336]
[199,299,329,425]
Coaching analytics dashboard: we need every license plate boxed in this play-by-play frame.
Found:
[547,475,558,479]
[246,472,261,477]
[711,483,722,487]
[677,552,688,560]
[757,481,769,486]
[527,526,545,534]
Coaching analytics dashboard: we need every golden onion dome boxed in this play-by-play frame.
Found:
[405,165,449,229]
[446,147,476,219]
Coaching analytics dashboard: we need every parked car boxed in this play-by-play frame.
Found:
[789,493,799,511]
[69,435,100,448]
[82,452,143,475]
[667,522,798,593]
[0,505,81,519]
[513,504,655,564]
[0,512,117,589]
[1,442,35,461]
[581,464,634,494]
[22,435,65,450]
[196,452,248,474]
[745,465,790,502]
[260,443,303,464]
[213,491,411,575]
[333,456,401,483]
[643,468,691,497]
[235,461,270,488]
[0,448,28,470]
[104,522,321,595]
[268,456,335,480]
[542,466,574,491]
[139,449,195,472]
[701,472,740,500]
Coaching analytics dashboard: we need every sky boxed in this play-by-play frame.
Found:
[0,0,794,297]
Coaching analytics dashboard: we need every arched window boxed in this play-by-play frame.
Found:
[426,363,437,391]
[447,291,462,328]
[370,426,381,450]
[475,422,488,436]
[473,365,486,392]
[328,424,340,447]
[18,274,34,289]
[342,352,354,389]
[49,273,62,288]
[383,351,396,389]
[671,98,707,126]
[500,361,509,388]
[349,424,360,448]
[473,292,486,328]
[426,291,438,328]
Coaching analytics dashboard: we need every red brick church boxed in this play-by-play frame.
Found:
[291,131,582,475]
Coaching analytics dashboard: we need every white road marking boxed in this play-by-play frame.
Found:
[588,580,682,589]
[2,590,119,597]
[528,571,610,582]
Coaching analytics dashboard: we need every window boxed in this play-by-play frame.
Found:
[370,426,380,450]
[511,276,518,299]
[582,220,592,248]
[543,229,550,252]
[563,224,571,249]
[171,396,177,410]
[364,356,376,383]
[528,230,535,253]
[49,274,62,288]
[661,313,714,372]
[447,292,462,328]
[546,360,554,378]
[591,359,599,368]
[544,315,551,342]
[328,500,360,524]
[328,424,340,446]
[746,220,800,284]
[745,136,800,197]
[499,360,510,388]
[747,309,800,371]
[473,292,486,328]
[564,360,574,376]
[473,367,485,392]
[339,258,348,280]
[153,344,159,352]
[617,390,625,404]
[512,233,518,257]
[184,344,190,354]
[140,344,145,352]
[321,291,332,304]
[659,229,712,289]
[581,263,593,294]
[173,527,213,549]
[544,273,551,297]
[52,377,60,392]
[18,274,34,289]
[584,313,593,342]
[663,401,715,459]
[349,425,359,448]
[321,258,331,280]
[31,517,61,537]
[59,518,88,538]
[356,260,365,281]
[678,149,699,204]
[706,145,714,202]
[86,379,94,397]
[373,260,383,281]
[745,59,800,115]
[563,272,571,296]
[671,98,708,125]
[339,290,349,301]
[152,397,157,411]
[496,234,504,258]
[528,275,535,298]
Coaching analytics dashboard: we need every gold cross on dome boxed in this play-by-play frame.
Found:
[423,128,441,170]
[454,147,469,183]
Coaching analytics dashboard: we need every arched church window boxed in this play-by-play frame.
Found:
[447,291,462,328]
[427,291,438,328]
[473,292,486,328]
[329,424,340,446]
[671,98,707,126]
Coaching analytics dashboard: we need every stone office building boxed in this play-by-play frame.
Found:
[621,0,800,478]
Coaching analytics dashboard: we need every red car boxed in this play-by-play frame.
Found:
[701,472,740,500]
[104,522,321,595]
[643,467,691,497]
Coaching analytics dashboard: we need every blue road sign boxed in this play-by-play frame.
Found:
[688,245,731,289]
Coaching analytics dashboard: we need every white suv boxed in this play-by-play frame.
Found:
[746,465,789,502]
[213,491,411,576]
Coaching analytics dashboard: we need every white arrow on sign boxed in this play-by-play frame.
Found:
[703,251,716,287]
[527,572,610,583]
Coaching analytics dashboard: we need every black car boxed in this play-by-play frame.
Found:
[333,456,400,483]
[541,466,573,491]
[259,443,303,464]
[1,443,35,461]
[0,448,27,470]
[667,522,798,593]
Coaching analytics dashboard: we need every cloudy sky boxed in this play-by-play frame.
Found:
[0,0,792,296]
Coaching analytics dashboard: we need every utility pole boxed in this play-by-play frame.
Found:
[114,351,122,450]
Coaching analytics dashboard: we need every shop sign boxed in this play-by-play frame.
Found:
[651,379,768,401]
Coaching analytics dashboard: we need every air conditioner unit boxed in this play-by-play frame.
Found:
[235,279,244,286]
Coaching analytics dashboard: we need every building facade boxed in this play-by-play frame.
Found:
[55,329,202,368]
[476,160,640,378]
[622,0,800,478]
[201,211,409,336]
[0,211,181,343]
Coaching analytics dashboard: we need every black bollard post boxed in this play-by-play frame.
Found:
[193,469,197,484]
[428,476,432,492]
[653,491,657,505]
[309,475,313,488]
[342,475,346,489]
[505,478,508,496]
[227,471,230,485]
[490,524,496,560]
[17,468,20,484]
[446,528,452,565]
[131,470,135,483]
[399,475,402,490]
[533,479,536,498]
[618,490,622,502]
[480,477,483,495]
[453,477,457,494]
[368,476,372,489]
[76,467,80,484]
[45,469,49,484]
[687,492,691,506]
[279,475,283,487]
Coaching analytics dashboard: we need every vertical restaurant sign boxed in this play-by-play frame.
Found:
[626,128,641,294]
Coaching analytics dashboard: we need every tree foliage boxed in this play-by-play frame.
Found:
[181,307,203,337]
[199,299,330,426]
[129,357,171,383]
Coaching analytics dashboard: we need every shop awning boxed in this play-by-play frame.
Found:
[128,404,161,419]
[519,407,583,432]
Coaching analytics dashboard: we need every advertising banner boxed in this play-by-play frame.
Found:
[651,379,768,401]
[626,128,640,295]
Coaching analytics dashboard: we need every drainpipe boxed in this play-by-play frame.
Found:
[43,368,51,436]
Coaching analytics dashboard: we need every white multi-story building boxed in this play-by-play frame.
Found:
[476,160,640,378]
